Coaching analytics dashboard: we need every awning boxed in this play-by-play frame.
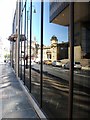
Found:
[8,34,26,42]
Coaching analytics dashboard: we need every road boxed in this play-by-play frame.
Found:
[21,63,90,118]
[31,63,90,88]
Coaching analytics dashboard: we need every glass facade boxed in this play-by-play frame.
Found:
[10,1,90,119]
[73,3,90,119]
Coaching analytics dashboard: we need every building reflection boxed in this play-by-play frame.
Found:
[8,1,90,119]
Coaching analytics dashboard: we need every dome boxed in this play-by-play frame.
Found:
[50,35,58,41]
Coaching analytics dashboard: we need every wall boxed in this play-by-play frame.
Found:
[68,45,81,61]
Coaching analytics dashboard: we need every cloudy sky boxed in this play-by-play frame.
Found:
[0,0,16,48]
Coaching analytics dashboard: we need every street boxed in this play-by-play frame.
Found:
[32,63,90,88]
[21,63,90,118]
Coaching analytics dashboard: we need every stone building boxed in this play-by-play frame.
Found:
[37,35,68,62]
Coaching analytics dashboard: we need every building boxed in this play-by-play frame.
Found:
[37,35,68,62]
[50,2,90,65]
[0,39,10,62]
[51,35,68,61]
[8,1,90,119]
[50,1,90,119]
[0,39,4,62]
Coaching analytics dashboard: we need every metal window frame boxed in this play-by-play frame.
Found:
[26,10,29,67]
[23,1,27,85]
[18,2,21,77]
[40,1,44,108]
[29,0,32,93]
[20,7,23,80]
[68,2,74,120]
[12,1,75,119]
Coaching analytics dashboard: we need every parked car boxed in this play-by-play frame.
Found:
[35,58,41,64]
[52,60,62,67]
[74,62,82,70]
[63,61,70,69]
[45,60,52,65]
[64,61,82,70]
[43,60,48,64]
[82,65,90,71]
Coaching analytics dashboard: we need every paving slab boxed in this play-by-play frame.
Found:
[0,64,40,119]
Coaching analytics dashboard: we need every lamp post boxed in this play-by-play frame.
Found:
[29,0,36,92]
[26,6,36,69]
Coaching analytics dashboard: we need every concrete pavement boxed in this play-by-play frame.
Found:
[0,63,40,119]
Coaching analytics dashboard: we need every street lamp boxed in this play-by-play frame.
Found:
[26,5,36,69]
[29,0,36,93]
[33,9,36,13]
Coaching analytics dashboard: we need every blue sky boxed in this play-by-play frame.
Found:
[0,0,68,47]
[32,2,68,46]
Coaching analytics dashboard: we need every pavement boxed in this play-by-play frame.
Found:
[0,63,40,119]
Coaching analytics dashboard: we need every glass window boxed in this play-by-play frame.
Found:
[73,2,90,119]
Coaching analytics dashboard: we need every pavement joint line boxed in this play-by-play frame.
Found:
[11,67,47,119]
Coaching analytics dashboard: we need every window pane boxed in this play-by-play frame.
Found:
[73,2,90,118]
[31,2,41,105]
[42,2,69,118]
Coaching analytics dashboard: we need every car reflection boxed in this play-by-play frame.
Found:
[20,62,90,118]
[63,61,82,70]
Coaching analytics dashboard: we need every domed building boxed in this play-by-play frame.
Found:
[37,35,68,62]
